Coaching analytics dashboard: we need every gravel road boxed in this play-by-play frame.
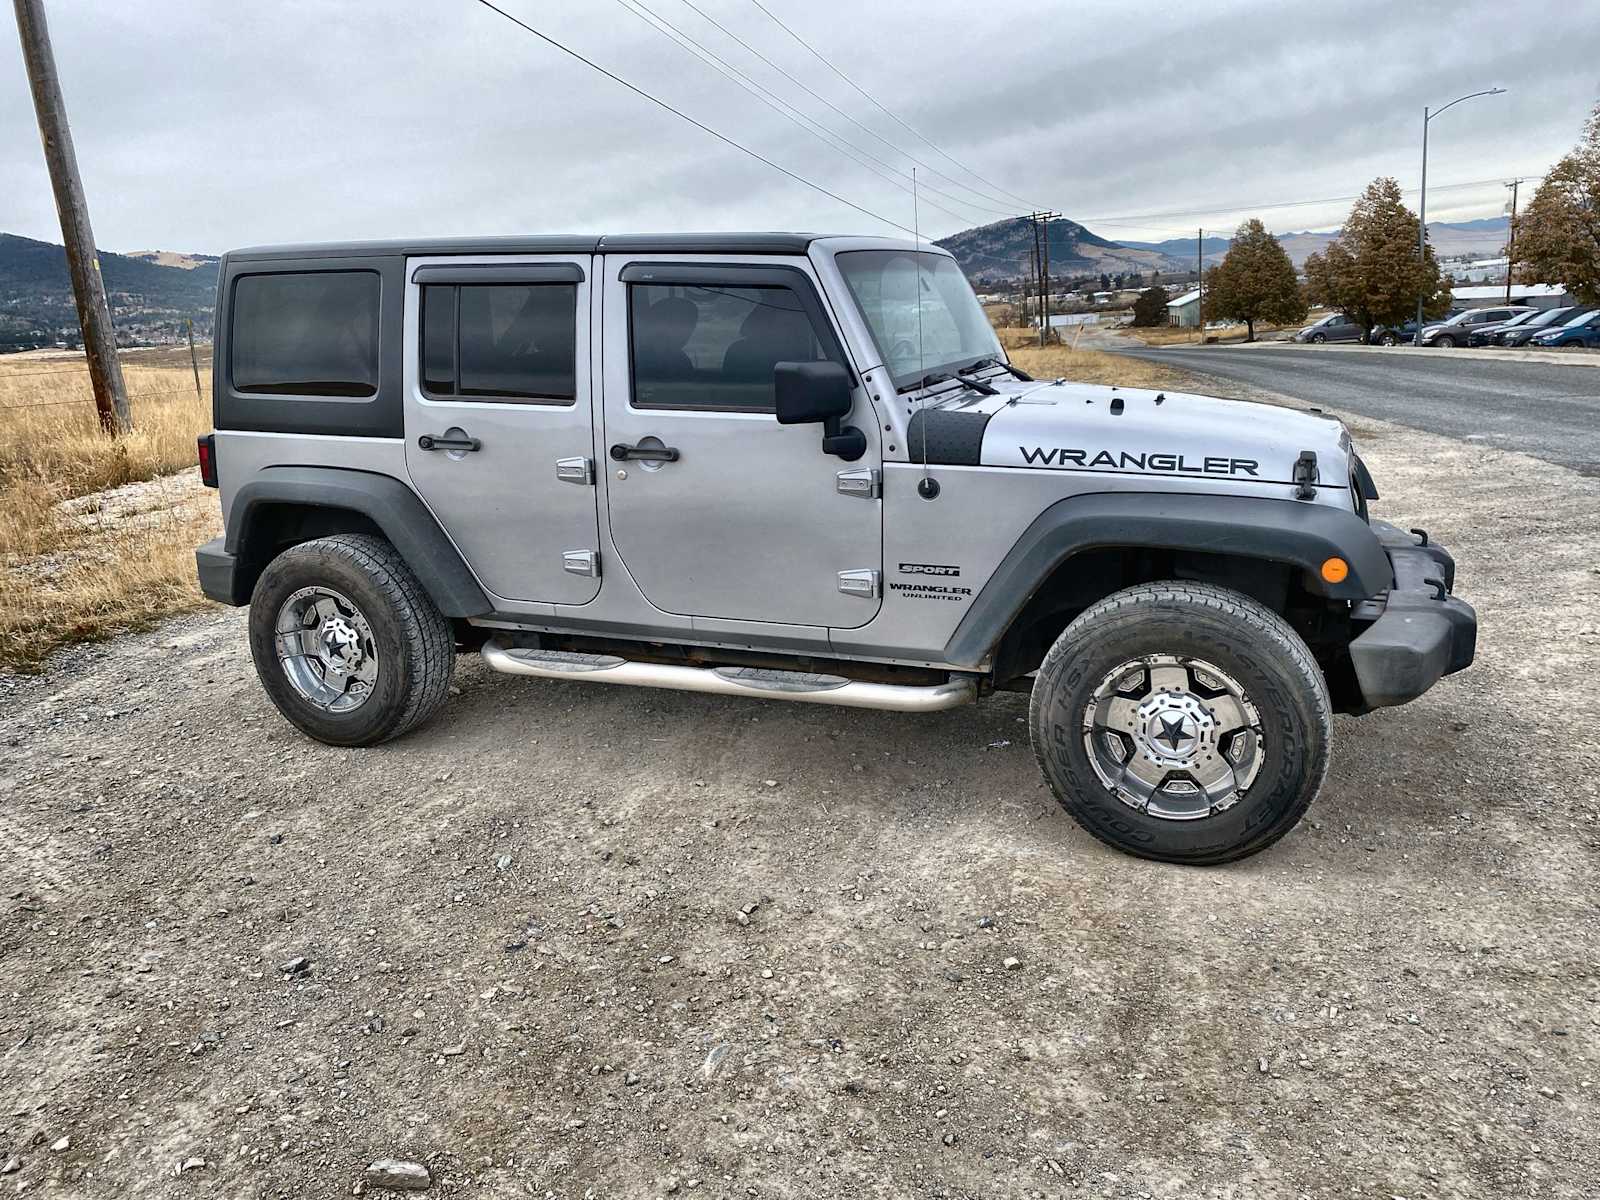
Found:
[1112,343,1600,476]
[2,392,1598,1197]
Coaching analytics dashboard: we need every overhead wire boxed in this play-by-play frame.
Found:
[746,0,1039,211]
[672,0,1021,217]
[465,0,916,235]
[610,0,1018,227]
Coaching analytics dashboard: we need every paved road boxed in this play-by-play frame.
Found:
[1114,343,1600,475]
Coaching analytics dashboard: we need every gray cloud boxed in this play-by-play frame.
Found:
[2,0,1595,254]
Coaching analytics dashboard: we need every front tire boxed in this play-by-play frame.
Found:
[1434,335,1456,348]
[1310,333,1327,344]
[1029,583,1331,865]
[1378,332,1399,346]
[248,534,455,746]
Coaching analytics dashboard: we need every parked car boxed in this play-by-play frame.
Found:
[1466,308,1545,347]
[1499,306,1589,347]
[192,231,1475,866]
[1529,308,1600,349]
[1418,306,1534,347]
[1368,319,1422,346]
[1293,313,1364,343]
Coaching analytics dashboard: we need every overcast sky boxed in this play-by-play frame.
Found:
[3,0,1596,255]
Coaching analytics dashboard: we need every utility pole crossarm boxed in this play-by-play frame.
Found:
[12,0,130,433]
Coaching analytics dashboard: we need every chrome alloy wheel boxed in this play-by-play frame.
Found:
[274,586,379,713]
[1082,655,1264,821]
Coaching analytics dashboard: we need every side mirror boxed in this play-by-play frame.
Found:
[773,360,864,461]
[774,361,851,425]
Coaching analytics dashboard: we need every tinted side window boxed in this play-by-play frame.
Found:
[420,283,576,402]
[232,271,380,397]
[629,283,837,412]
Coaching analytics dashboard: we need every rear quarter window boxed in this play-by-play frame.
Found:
[231,271,381,397]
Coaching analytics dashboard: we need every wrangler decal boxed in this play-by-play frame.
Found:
[1019,446,1259,477]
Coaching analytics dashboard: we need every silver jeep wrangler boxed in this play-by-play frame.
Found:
[194,233,1476,864]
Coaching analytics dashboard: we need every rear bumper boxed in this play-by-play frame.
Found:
[1347,521,1477,709]
[196,537,245,606]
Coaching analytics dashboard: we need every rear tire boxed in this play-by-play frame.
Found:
[1029,583,1331,865]
[248,534,455,746]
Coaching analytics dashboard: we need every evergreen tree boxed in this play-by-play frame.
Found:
[1201,219,1306,341]
[1131,287,1168,327]
[1512,100,1600,305]
[1303,178,1451,338]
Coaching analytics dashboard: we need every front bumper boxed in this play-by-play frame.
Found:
[1347,521,1477,709]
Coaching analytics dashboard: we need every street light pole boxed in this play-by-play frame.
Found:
[1414,87,1506,346]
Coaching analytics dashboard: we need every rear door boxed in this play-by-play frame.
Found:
[598,256,882,628]
[403,256,602,605]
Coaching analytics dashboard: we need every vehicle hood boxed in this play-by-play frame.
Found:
[924,377,1353,491]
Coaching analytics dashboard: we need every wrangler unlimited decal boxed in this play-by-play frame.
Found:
[1020,446,1261,477]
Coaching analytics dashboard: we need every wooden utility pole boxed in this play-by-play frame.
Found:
[1503,179,1521,304]
[13,0,130,433]
[1036,214,1049,345]
[1028,210,1060,345]
[1196,227,1204,341]
[186,318,204,405]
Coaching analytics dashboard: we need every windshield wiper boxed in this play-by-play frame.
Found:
[961,356,1032,382]
[898,369,997,397]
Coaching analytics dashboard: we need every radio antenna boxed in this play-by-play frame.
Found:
[913,168,937,499]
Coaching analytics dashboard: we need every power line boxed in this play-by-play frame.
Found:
[746,0,1038,211]
[611,0,1014,227]
[672,0,1021,217]
[465,0,914,235]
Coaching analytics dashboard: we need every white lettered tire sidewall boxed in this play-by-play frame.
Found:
[1029,582,1332,864]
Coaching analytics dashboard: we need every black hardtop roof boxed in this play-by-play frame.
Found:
[225,232,830,262]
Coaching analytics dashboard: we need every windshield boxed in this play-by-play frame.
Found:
[836,250,1002,387]
[1527,307,1572,327]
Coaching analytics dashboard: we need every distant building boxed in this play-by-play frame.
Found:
[1045,313,1102,330]
[1450,283,1570,311]
[1166,289,1202,327]
[1449,257,1510,284]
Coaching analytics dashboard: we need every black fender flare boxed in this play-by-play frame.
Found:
[943,491,1392,669]
[223,466,492,617]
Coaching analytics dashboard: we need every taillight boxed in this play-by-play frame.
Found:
[197,433,218,488]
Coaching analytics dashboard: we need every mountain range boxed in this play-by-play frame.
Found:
[937,215,1510,282]
[0,233,217,351]
[0,212,1514,350]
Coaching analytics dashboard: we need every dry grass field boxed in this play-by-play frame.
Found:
[1001,327,1193,390]
[1117,310,1331,346]
[0,350,219,670]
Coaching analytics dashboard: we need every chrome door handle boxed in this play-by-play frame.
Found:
[609,442,679,463]
[418,433,481,452]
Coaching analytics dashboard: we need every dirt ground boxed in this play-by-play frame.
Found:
[2,378,1597,1199]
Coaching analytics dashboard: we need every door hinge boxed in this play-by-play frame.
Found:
[836,468,881,499]
[837,569,880,599]
[562,549,600,578]
[556,456,594,485]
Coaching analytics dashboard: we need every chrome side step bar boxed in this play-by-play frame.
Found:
[480,639,977,713]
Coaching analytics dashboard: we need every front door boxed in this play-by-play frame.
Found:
[600,257,882,628]
[403,256,602,605]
